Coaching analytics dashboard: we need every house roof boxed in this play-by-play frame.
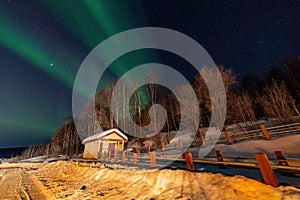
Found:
[82,128,128,144]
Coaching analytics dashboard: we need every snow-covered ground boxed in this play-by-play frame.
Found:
[164,128,300,159]
[2,132,299,199]
[19,155,70,163]
[15,161,299,199]
[0,158,8,164]
[208,134,300,158]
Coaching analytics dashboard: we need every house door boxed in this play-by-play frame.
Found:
[108,143,115,153]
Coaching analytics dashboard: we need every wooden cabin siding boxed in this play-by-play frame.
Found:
[83,130,127,159]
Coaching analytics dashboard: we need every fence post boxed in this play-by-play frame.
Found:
[162,152,166,160]
[113,151,117,163]
[179,138,182,150]
[260,124,271,140]
[108,150,111,162]
[122,151,126,165]
[185,152,194,171]
[216,150,224,162]
[161,142,165,151]
[224,126,232,145]
[149,151,156,168]
[216,150,226,168]
[274,151,289,166]
[255,152,278,186]
[133,153,137,166]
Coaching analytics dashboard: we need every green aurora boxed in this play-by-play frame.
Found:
[0,1,156,147]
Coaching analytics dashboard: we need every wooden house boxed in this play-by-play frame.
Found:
[82,128,128,159]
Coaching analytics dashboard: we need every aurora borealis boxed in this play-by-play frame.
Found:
[1,0,300,148]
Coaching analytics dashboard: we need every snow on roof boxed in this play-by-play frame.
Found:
[82,128,128,144]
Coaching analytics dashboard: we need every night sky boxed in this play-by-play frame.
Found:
[0,0,300,148]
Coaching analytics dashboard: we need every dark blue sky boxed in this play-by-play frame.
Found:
[0,0,299,148]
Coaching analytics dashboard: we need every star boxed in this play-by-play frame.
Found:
[50,63,53,66]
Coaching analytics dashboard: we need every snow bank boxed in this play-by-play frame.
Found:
[35,161,300,200]
[170,130,195,143]
[209,134,300,158]
[19,155,69,163]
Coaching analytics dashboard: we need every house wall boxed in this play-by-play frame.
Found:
[83,131,127,159]
[83,142,97,159]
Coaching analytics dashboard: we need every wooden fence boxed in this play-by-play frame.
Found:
[216,122,300,144]
[73,121,300,187]
[89,149,300,187]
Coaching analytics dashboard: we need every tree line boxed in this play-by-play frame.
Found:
[20,57,300,159]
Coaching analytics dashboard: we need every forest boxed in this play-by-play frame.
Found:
[20,57,300,159]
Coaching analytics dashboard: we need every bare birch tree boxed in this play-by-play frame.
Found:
[258,80,299,123]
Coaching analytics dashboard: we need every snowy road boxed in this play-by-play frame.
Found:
[0,165,47,199]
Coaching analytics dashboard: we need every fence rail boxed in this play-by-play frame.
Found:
[215,121,300,144]
[72,122,300,187]
[72,149,300,187]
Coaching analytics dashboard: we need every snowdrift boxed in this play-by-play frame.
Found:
[35,161,300,199]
